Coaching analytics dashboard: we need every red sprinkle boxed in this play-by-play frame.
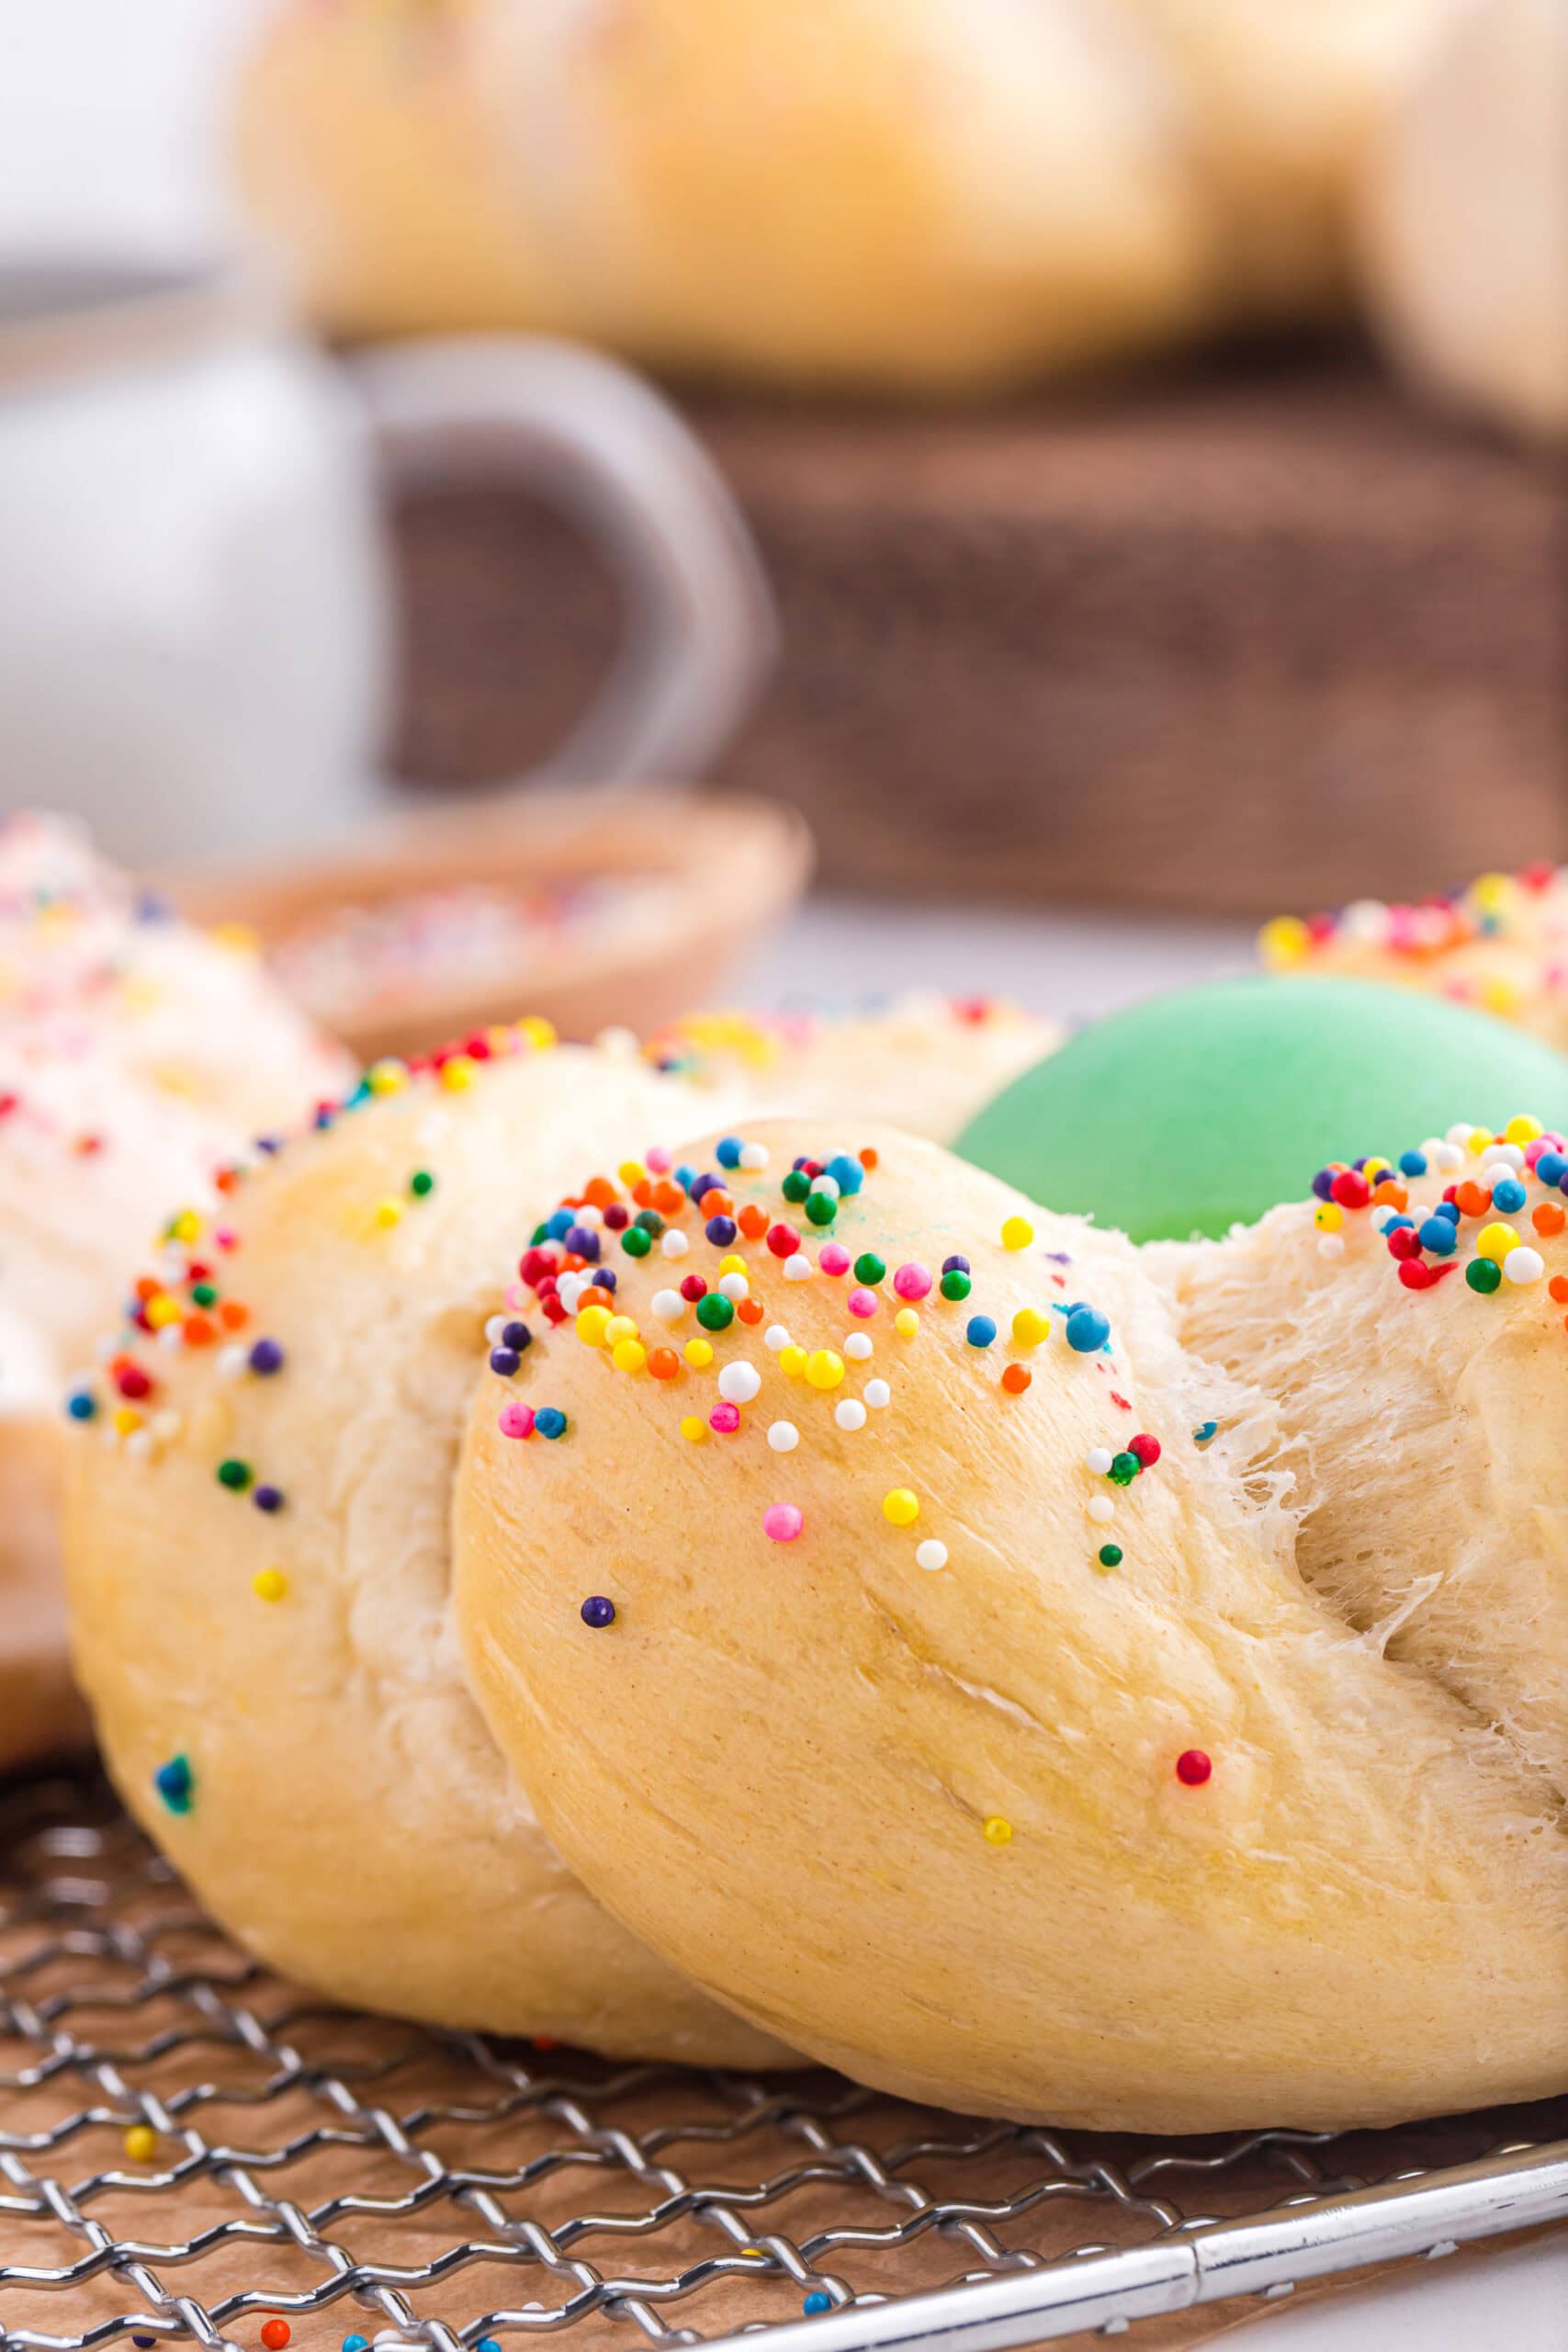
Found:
[1128,1432,1160,1468]
[765,1222,799,1259]
[1329,1169,1371,1210]
[1176,1749,1213,1787]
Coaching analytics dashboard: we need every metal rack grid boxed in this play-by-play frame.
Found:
[1,1771,1563,2352]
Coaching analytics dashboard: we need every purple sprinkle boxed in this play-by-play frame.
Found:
[941,1254,970,1275]
[564,1225,600,1261]
[490,1348,521,1377]
[253,1484,284,1514]
[501,1320,532,1351]
[580,1595,616,1628]
[248,1338,285,1376]
[1311,1169,1337,1202]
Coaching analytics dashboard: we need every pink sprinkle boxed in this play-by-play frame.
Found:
[646,1146,672,1173]
[498,1402,535,1440]
[762,1503,803,1543]
[214,1227,238,1251]
[504,1282,529,1309]
[818,1242,851,1277]
[847,1286,878,1318]
[892,1261,931,1302]
[710,1402,741,1434]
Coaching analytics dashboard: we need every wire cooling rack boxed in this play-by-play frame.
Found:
[1,1772,1564,2352]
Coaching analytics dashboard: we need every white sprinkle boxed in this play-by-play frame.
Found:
[651,1288,686,1323]
[1371,1205,1400,1234]
[156,1323,183,1351]
[784,1253,814,1282]
[485,1313,509,1344]
[768,1419,799,1453]
[1317,1234,1345,1261]
[811,1173,840,1202]
[764,1323,792,1351]
[844,1332,874,1360]
[1484,1143,1526,1171]
[572,1202,604,1227]
[594,1025,638,1057]
[660,1227,690,1260]
[1446,1121,1474,1145]
[864,1378,891,1409]
[739,1141,769,1171]
[718,1361,761,1404]
[834,1398,867,1431]
[1431,1140,1464,1172]
[1087,1495,1115,1523]
[1503,1245,1544,1284]
[1086,1446,1113,1476]
[125,1429,153,1463]
[915,1540,948,1572]
[556,1273,589,1313]
[151,1410,182,1442]
[215,1344,249,1381]
[718,1271,750,1302]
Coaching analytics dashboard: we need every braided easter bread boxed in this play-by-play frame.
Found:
[1259,863,1568,1049]
[455,1114,1568,2131]
[62,1027,790,2064]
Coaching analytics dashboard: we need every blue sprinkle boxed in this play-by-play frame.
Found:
[1534,1149,1565,1186]
[313,1106,334,1130]
[1418,1216,1456,1256]
[1065,1306,1111,1353]
[964,1315,997,1349]
[824,1152,863,1196]
[343,2338,370,2352]
[154,1755,193,1815]
[535,1408,568,1441]
[1492,1177,1527,1214]
[1382,1215,1415,1233]
[1398,1149,1428,1177]
[65,1388,96,1421]
[477,2340,502,2352]
[715,1136,742,1170]
[1193,1420,1218,1447]
[673,1164,696,1193]
[547,1208,575,1241]
[803,2293,832,2316]
[1432,1199,1461,1224]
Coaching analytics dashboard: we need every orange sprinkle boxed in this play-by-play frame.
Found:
[560,1251,586,1272]
[1371,1179,1408,1211]
[632,1179,655,1207]
[134,1276,159,1303]
[214,1169,238,1194]
[655,1180,686,1216]
[1550,1275,1568,1305]
[583,1176,617,1210]
[1455,1181,1492,1218]
[1000,1363,1032,1395]
[738,1204,770,1239]
[702,1187,734,1216]
[1532,1202,1565,1237]
[578,1284,613,1312]
[649,1347,680,1380]
[182,1313,217,1347]
[859,1148,877,1170]
[738,1297,765,1325]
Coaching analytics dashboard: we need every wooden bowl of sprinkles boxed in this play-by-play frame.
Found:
[161,789,814,1063]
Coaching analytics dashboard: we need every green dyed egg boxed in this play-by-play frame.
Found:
[955,976,1568,1242]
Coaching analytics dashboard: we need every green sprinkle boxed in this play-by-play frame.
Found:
[634,1208,664,1235]
[853,1252,886,1286]
[529,1220,549,1247]
[1108,1451,1141,1487]
[216,1458,253,1491]
[805,1191,837,1227]
[1096,1544,1123,1570]
[189,1282,218,1308]
[939,1270,971,1301]
[782,1170,811,1204]
[621,1226,652,1259]
[695,1292,735,1331]
[409,1169,434,1198]
[1465,1256,1503,1294]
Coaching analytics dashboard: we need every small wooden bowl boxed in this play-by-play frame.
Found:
[164,789,814,1064]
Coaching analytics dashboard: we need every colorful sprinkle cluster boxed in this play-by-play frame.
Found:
[1259,864,1567,1027]
[1304,1114,1568,1329]
[489,1132,1192,1822]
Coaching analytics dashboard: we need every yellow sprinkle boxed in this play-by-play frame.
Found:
[1469,871,1515,916]
[1000,1216,1033,1251]
[805,1349,844,1390]
[209,922,258,956]
[1467,1126,1493,1156]
[612,1339,648,1375]
[883,1487,919,1526]
[367,1057,407,1094]
[894,1308,919,1339]
[373,1198,402,1229]
[1362,1156,1391,1180]
[145,1294,181,1329]
[779,1345,807,1379]
[122,2125,158,2163]
[604,1315,639,1345]
[1505,1114,1543,1145]
[440,1055,477,1091]
[576,1306,611,1347]
[618,1160,647,1188]
[1011,1307,1051,1349]
[1476,1221,1520,1263]
[1257,914,1310,968]
[718,1253,748,1277]
[168,1209,202,1245]
[1480,977,1522,1016]
[684,1338,714,1369]
[112,1407,143,1437]
[680,1414,708,1443]
[252,1568,288,1603]
[982,1816,1013,1848]
[1314,1202,1343,1231]
[517,1015,558,1052]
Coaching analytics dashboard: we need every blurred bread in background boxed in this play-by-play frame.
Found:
[1355,0,1568,441]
